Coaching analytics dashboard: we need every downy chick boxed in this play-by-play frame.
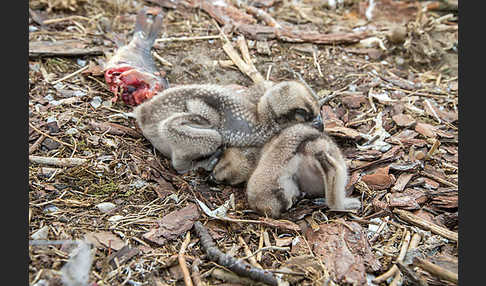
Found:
[211,147,260,185]
[132,80,322,174]
[246,123,361,218]
[104,7,169,106]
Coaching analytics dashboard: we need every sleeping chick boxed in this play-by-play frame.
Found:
[246,123,361,218]
[132,80,322,174]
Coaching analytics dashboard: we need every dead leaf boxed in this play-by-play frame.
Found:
[304,220,381,285]
[143,203,200,245]
[361,166,396,190]
[392,113,416,127]
[85,231,125,251]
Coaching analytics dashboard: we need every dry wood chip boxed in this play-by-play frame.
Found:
[389,161,421,172]
[361,166,396,190]
[424,178,440,189]
[107,245,140,268]
[415,122,438,138]
[89,120,142,138]
[325,125,363,140]
[304,220,381,285]
[259,217,301,232]
[280,254,322,274]
[346,149,383,161]
[434,212,458,231]
[143,203,200,246]
[389,189,427,210]
[321,105,344,126]
[423,100,458,123]
[341,94,367,109]
[412,209,443,227]
[392,113,416,127]
[345,170,361,196]
[415,122,454,139]
[442,153,458,163]
[81,62,104,76]
[85,231,125,251]
[274,236,293,247]
[391,172,415,192]
[29,40,105,58]
[372,197,389,211]
[431,195,458,209]
[150,173,176,200]
[393,129,419,140]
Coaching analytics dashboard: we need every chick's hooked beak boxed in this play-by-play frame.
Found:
[311,114,323,132]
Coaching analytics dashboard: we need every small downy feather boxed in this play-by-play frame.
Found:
[61,240,94,286]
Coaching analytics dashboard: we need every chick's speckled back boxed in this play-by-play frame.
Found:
[134,84,272,147]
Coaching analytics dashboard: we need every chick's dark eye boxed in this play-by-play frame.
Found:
[294,108,309,122]
[295,108,307,116]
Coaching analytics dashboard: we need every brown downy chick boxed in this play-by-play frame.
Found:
[104,7,169,106]
[132,80,322,174]
[246,123,361,218]
[211,147,260,185]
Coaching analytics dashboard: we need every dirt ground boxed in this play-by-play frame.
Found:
[29,0,458,285]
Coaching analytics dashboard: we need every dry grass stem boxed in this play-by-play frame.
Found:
[179,232,194,286]
[393,209,458,242]
[29,155,87,167]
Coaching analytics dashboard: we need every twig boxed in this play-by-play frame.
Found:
[29,134,46,154]
[155,35,221,43]
[29,155,87,167]
[369,217,388,243]
[373,230,411,284]
[348,155,398,172]
[396,261,429,286]
[42,15,91,25]
[179,232,194,286]
[413,257,458,284]
[257,228,264,262]
[89,120,142,138]
[240,246,290,261]
[419,171,458,188]
[210,268,260,285]
[393,209,458,242]
[244,5,281,28]
[152,50,173,67]
[51,65,89,85]
[236,35,265,85]
[191,259,203,286]
[29,122,74,148]
[193,221,280,286]
[238,236,263,269]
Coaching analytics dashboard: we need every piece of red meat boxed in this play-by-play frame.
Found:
[104,7,169,106]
